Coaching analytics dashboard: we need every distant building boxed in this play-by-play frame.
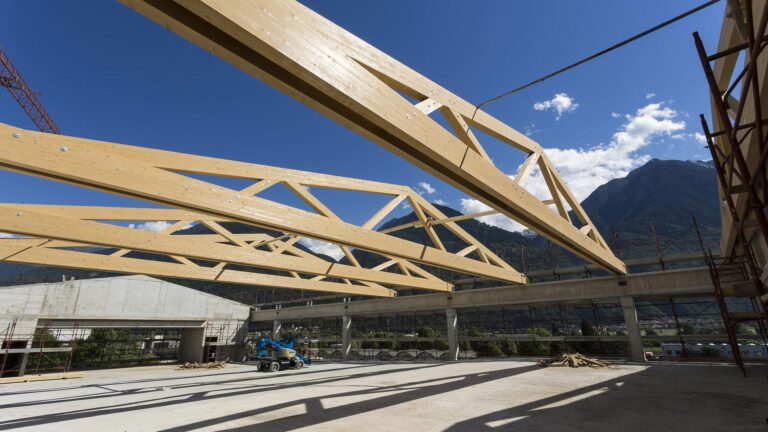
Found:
[661,342,768,359]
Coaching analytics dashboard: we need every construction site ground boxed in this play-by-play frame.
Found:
[0,360,765,431]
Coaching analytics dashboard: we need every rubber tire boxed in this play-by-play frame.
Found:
[295,360,304,369]
[269,362,280,372]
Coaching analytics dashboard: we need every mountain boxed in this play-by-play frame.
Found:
[354,204,564,275]
[0,159,722,303]
[580,159,720,258]
[360,159,721,271]
[582,159,719,236]
[179,222,337,262]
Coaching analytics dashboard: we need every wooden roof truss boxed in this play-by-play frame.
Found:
[119,0,625,274]
[0,123,522,297]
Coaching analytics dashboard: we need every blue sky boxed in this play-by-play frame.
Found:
[0,1,725,243]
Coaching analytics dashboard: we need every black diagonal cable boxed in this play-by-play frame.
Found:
[476,0,723,109]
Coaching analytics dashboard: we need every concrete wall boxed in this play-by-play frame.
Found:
[0,275,248,325]
[0,275,251,366]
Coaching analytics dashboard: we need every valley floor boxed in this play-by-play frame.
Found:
[0,360,765,431]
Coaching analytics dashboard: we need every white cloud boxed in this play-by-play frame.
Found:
[460,199,526,233]
[533,93,579,120]
[645,93,656,100]
[128,221,173,232]
[298,238,344,261]
[0,232,29,239]
[671,132,707,145]
[461,102,686,232]
[524,123,541,137]
[128,221,194,232]
[433,198,448,206]
[611,112,622,118]
[416,181,436,195]
[526,102,685,201]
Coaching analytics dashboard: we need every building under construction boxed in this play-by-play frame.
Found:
[0,1,766,431]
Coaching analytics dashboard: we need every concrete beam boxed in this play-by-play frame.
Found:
[3,347,72,354]
[252,268,713,322]
[455,252,713,284]
[38,319,205,329]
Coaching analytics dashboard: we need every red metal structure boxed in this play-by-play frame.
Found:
[0,48,59,134]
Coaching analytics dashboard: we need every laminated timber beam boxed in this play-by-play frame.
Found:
[0,204,442,296]
[379,210,498,235]
[119,0,626,275]
[0,205,435,292]
[0,124,522,288]
[0,238,396,297]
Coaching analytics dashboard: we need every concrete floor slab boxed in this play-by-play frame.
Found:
[0,361,765,431]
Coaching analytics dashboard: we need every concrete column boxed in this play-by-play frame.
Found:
[620,296,646,362]
[180,327,205,363]
[17,340,32,377]
[342,315,352,361]
[272,319,282,339]
[446,308,459,361]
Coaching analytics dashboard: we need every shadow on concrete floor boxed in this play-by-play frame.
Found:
[162,363,543,432]
[1,362,766,432]
[442,364,768,432]
[0,362,383,408]
[167,364,768,432]
[0,362,447,430]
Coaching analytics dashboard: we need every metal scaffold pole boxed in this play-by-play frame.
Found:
[694,0,768,375]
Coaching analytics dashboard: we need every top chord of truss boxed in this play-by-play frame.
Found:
[119,0,626,274]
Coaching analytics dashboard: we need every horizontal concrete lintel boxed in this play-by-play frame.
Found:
[644,335,731,342]
[3,347,72,354]
[456,252,713,284]
[37,319,207,328]
[252,267,713,321]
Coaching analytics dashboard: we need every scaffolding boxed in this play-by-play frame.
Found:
[0,319,77,378]
[694,0,768,374]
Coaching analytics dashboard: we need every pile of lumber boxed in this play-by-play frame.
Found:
[537,353,610,369]
[0,372,85,384]
[179,360,227,370]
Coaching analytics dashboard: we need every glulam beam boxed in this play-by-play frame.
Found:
[119,0,625,274]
